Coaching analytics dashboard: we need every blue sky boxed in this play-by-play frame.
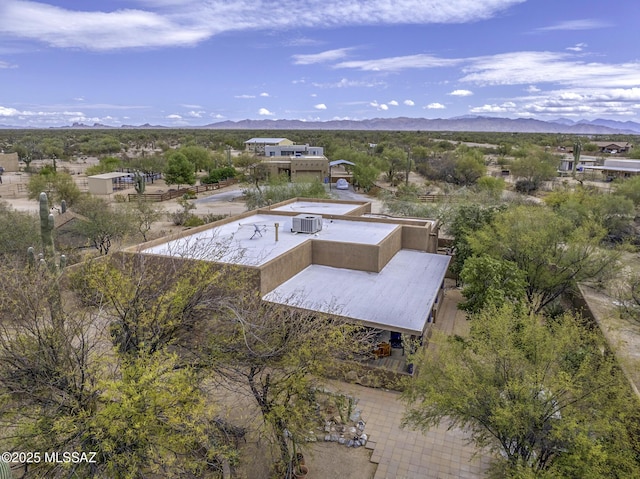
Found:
[0,0,639,127]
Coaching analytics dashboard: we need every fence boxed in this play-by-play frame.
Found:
[127,178,237,202]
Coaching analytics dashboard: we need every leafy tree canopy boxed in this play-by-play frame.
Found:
[164,151,196,188]
[468,205,618,312]
[403,305,640,478]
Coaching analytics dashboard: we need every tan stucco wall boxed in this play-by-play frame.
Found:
[401,224,433,252]
[259,241,312,295]
[377,227,402,271]
[312,239,380,272]
[0,152,19,172]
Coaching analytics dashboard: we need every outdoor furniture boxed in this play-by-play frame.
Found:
[374,342,391,358]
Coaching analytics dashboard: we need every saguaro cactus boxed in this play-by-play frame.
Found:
[134,171,146,194]
[31,192,65,272]
[572,141,582,177]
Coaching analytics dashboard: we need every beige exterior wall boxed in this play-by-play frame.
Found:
[261,158,329,181]
[87,177,114,195]
[312,240,380,272]
[0,152,19,172]
[401,223,433,252]
[259,241,312,295]
[377,227,403,271]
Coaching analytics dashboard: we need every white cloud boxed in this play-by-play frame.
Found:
[0,106,21,116]
[526,85,540,93]
[336,53,461,71]
[449,89,473,96]
[403,99,415,106]
[470,103,516,113]
[425,102,446,109]
[370,100,388,111]
[186,110,204,118]
[461,51,640,89]
[292,48,352,65]
[0,60,17,69]
[259,92,270,97]
[537,19,611,31]
[314,103,327,110]
[311,78,384,88]
[258,108,274,116]
[166,114,182,119]
[388,100,399,106]
[235,94,256,99]
[0,0,525,50]
[566,42,587,52]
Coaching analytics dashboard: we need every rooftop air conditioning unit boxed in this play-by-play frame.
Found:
[291,214,323,234]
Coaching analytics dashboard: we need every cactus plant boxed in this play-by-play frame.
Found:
[572,141,582,177]
[134,171,146,194]
[29,192,65,272]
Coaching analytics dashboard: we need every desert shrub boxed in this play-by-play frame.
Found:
[201,166,237,184]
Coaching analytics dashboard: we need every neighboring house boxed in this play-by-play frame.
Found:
[244,138,294,155]
[593,141,633,154]
[265,144,324,157]
[130,199,448,353]
[0,152,19,172]
[557,155,598,174]
[260,155,330,182]
[583,159,640,179]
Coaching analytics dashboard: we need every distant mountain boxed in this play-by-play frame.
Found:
[1,116,639,134]
[204,116,640,134]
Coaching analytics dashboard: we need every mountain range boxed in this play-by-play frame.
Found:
[2,116,640,134]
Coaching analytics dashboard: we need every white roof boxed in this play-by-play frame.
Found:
[263,250,450,335]
[245,138,289,144]
[142,213,398,266]
[270,201,362,215]
[583,166,640,173]
[88,172,129,179]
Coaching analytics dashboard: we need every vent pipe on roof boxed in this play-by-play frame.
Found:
[275,223,279,241]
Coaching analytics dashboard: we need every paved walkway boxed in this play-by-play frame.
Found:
[328,283,492,479]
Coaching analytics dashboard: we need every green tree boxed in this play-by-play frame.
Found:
[178,145,212,171]
[27,170,82,206]
[614,176,640,206]
[510,148,558,192]
[71,257,231,357]
[469,205,617,312]
[164,152,195,188]
[545,187,635,241]
[89,352,228,479]
[475,175,505,199]
[85,156,122,176]
[0,265,102,478]
[403,305,640,478]
[459,254,526,313]
[128,200,165,242]
[0,201,40,260]
[453,146,486,185]
[72,194,136,255]
[447,204,506,279]
[207,293,372,474]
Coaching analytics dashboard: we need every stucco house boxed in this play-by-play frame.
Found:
[127,198,449,370]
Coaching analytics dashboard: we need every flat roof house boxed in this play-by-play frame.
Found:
[583,159,640,179]
[244,138,294,155]
[130,199,448,339]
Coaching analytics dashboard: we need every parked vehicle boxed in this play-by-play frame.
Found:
[336,178,349,190]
